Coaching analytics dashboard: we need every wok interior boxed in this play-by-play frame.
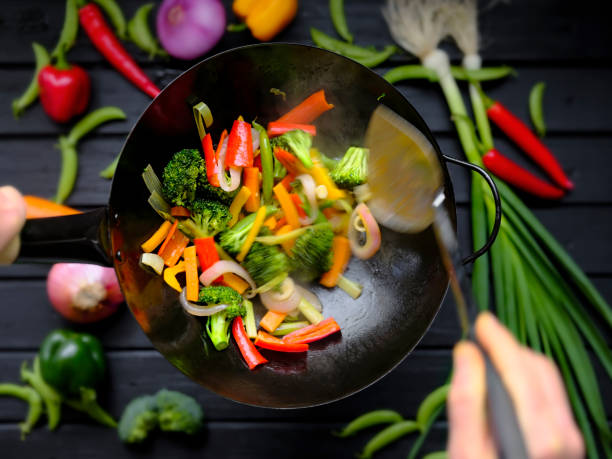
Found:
[108,44,454,408]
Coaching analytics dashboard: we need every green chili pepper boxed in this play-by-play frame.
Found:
[55,106,126,203]
[310,27,383,59]
[11,42,50,119]
[357,420,419,459]
[128,3,168,59]
[51,0,79,58]
[0,383,43,439]
[253,121,274,204]
[334,409,403,438]
[93,0,127,39]
[20,358,62,430]
[383,65,515,84]
[415,384,448,429]
[529,81,547,137]
[100,155,120,179]
[329,0,353,43]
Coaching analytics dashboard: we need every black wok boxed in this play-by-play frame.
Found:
[18,44,500,408]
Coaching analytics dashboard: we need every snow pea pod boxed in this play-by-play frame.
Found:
[358,420,419,459]
[51,0,79,58]
[128,3,168,59]
[529,81,547,137]
[329,0,353,43]
[416,384,449,429]
[93,0,127,39]
[334,409,403,438]
[12,43,50,118]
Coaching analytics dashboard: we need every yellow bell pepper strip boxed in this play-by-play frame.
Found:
[310,158,346,200]
[237,206,267,262]
[276,224,297,255]
[183,246,199,302]
[163,261,185,292]
[141,221,172,253]
[238,0,298,42]
[223,273,249,294]
[264,216,277,231]
[273,182,300,229]
[228,186,252,227]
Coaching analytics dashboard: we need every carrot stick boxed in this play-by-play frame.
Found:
[290,193,307,219]
[141,221,172,253]
[320,236,351,287]
[267,122,316,137]
[160,230,190,267]
[264,216,277,231]
[276,224,296,254]
[275,89,334,124]
[237,206,267,262]
[260,310,287,333]
[229,186,252,227]
[274,147,306,176]
[243,167,261,212]
[273,183,300,229]
[24,195,81,219]
[223,273,249,294]
[183,246,199,302]
[157,220,178,256]
[170,206,190,217]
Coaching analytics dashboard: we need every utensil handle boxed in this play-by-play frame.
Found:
[442,155,502,264]
[17,207,112,266]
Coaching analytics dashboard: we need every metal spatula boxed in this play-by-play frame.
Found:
[365,105,528,459]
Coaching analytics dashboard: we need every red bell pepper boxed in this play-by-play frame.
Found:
[193,237,223,284]
[283,317,341,344]
[274,147,305,176]
[267,122,317,137]
[483,149,565,200]
[253,155,263,172]
[38,49,91,123]
[226,119,253,168]
[290,193,308,219]
[255,331,309,353]
[232,317,268,370]
[203,133,220,187]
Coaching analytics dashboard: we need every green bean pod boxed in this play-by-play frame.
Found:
[529,81,547,137]
[357,420,419,459]
[334,409,403,438]
[12,43,50,118]
[329,0,353,43]
[384,65,515,85]
[0,383,43,439]
[128,3,168,59]
[310,28,380,59]
[51,0,79,58]
[416,384,449,430]
[93,0,127,39]
[253,121,274,204]
[353,45,397,68]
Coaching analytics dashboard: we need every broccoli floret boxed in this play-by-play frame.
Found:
[317,151,340,171]
[290,223,334,282]
[330,146,369,189]
[242,241,290,287]
[162,149,204,207]
[218,207,277,255]
[199,285,243,307]
[201,286,245,351]
[179,199,231,239]
[270,129,313,169]
[155,389,203,435]
[118,395,158,444]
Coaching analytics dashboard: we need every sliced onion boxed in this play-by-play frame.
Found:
[295,285,322,312]
[216,137,241,192]
[260,277,301,313]
[348,203,382,260]
[251,128,260,152]
[140,253,165,275]
[296,174,318,225]
[180,288,228,316]
[200,260,256,298]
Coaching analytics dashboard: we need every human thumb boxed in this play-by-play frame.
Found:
[0,186,26,264]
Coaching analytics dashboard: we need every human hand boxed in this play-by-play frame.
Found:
[0,186,26,265]
[447,311,584,459]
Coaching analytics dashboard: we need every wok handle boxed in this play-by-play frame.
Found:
[16,207,113,266]
[442,155,502,264]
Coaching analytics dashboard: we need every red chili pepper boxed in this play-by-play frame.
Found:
[225,120,253,168]
[290,193,308,219]
[232,317,268,370]
[202,133,220,187]
[283,317,341,344]
[267,122,317,137]
[483,149,565,200]
[193,237,223,284]
[78,4,160,99]
[485,100,573,190]
[38,49,90,123]
[255,331,309,353]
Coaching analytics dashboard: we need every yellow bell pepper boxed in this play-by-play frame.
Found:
[163,261,185,293]
[233,0,299,42]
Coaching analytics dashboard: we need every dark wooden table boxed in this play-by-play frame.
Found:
[1,1,611,457]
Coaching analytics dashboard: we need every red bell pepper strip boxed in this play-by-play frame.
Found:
[194,237,223,284]
[283,317,341,344]
[225,119,253,168]
[216,129,228,161]
[484,98,573,190]
[253,155,263,172]
[203,133,220,187]
[232,317,268,370]
[482,149,565,200]
[275,89,334,124]
[274,147,305,176]
[78,3,160,99]
[280,173,296,192]
[290,193,308,219]
[267,122,317,137]
[255,331,309,353]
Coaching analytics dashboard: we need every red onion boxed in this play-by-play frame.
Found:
[260,278,301,313]
[156,0,226,60]
[348,203,382,260]
[200,260,256,297]
[47,263,123,323]
[216,137,241,192]
[180,288,228,316]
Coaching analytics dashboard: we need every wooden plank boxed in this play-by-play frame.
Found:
[0,422,449,459]
[1,0,611,64]
[3,67,612,136]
